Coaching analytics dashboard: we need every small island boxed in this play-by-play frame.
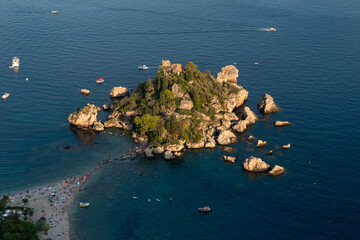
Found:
[68,60,281,160]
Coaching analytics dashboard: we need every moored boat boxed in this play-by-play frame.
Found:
[138,65,149,70]
[9,57,20,69]
[79,202,90,207]
[2,93,10,100]
[198,206,211,213]
[96,78,104,84]
[51,10,58,14]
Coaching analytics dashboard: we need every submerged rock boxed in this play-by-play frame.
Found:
[243,156,270,172]
[269,165,285,176]
[274,121,292,127]
[257,94,280,113]
[110,86,128,98]
[248,135,255,141]
[222,147,235,153]
[223,156,236,163]
[68,103,98,129]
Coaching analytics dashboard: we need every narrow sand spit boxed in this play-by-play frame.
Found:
[5,147,139,240]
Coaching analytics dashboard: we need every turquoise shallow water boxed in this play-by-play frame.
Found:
[1,0,360,239]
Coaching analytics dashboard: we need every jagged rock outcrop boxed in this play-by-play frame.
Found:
[269,165,285,176]
[104,118,131,129]
[165,143,184,152]
[257,94,280,113]
[93,121,104,131]
[186,140,205,149]
[274,121,292,127]
[68,104,98,129]
[216,65,239,84]
[242,107,258,125]
[164,151,174,160]
[243,156,270,172]
[256,140,267,148]
[179,98,194,110]
[204,137,216,148]
[171,83,184,98]
[224,85,249,112]
[153,146,165,154]
[223,112,239,121]
[223,156,236,163]
[110,86,128,98]
[217,130,237,145]
[232,120,247,133]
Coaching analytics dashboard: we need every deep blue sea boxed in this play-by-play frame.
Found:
[1,0,360,239]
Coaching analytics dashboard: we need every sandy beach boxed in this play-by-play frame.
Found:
[5,147,139,240]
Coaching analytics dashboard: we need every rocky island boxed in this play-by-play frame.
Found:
[68,60,287,176]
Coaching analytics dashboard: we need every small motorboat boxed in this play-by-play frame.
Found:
[96,78,104,84]
[138,65,149,70]
[148,199,151,203]
[198,206,211,213]
[269,28,276,32]
[156,198,160,202]
[133,196,139,200]
[254,62,259,65]
[2,93,10,100]
[51,10,58,14]
[9,57,20,69]
[79,202,90,207]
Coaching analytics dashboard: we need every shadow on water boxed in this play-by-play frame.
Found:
[69,125,98,144]
[243,170,268,179]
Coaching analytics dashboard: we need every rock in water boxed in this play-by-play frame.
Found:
[164,151,174,160]
[257,94,280,113]
[281,144,291,149]
[217,130,237,145]
[248,135,255,141]
[93,121,104,131]
[68,104,98,129]
[224,85,249,112]
[232,120,247,133]
[110,86,128,98]
[216,65,239,84]
[223,156,236,163]
[269,165,285,176]
[256,140,267,148]
[153,146,165,154]
[243,156,270,172]
[274,121,292,127]
[242,107,258,125]
[144,146,154,158]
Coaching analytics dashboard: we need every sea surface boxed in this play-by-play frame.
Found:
[1,0,360,239]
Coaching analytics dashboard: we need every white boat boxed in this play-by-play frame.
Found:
[133,196,139,200]
[79,202,90,207]
[9,57,20,69]
[138,65,149,70]
[269,28,277,32]
[2,93,10,100]
[51,10,58,14]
